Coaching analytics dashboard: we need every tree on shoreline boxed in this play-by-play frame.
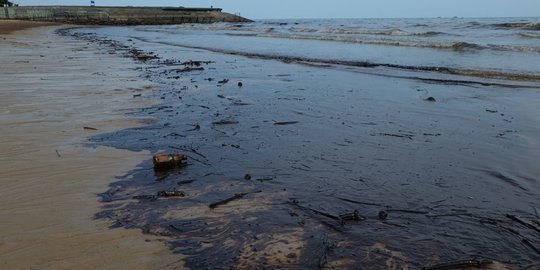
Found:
[0,0,13,7]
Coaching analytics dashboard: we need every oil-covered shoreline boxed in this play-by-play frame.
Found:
[63,25,540,269]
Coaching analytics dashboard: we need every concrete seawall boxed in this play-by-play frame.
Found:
[0,6,251,24]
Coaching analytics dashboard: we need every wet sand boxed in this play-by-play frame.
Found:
[0,24,180,269]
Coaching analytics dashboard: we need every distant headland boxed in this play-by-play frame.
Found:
[0,5,252,25]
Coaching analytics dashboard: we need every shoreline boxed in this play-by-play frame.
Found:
[0,24,179,269]
[71,25,540,269]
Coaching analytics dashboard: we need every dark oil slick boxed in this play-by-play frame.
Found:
[61,17,540,269]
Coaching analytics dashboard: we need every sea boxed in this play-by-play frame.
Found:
[68,17,540,269]
[88,17,540,85]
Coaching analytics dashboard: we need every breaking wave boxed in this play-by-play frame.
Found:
[493,22,540,30]
[135,37,540,83]
[225,32,540,53]
[519,32,540,38]
[291,27,446,37]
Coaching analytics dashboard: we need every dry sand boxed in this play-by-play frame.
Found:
[0,22,180,269]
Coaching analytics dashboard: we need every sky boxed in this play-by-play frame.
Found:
[13,1,540,19]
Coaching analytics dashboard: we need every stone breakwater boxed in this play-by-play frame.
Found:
[0,6,251,25]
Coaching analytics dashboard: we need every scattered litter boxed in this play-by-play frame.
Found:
[339,210,365,224]
[157,190,185,198]
[177,179,196,186]
[180,60,214,66]
[83,126,98,131]
[136,53,157,61]
[212,120,239,125]
[153,153,188,170]
[377,133,413,140]
[208,190,262,209]
[176,67,204,73]
[274,121,299,125]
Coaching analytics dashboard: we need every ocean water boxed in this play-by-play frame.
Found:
[70,17,540,269]
[95,17,540,84]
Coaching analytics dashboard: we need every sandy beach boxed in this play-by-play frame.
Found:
[0,21,179,269]
[1,17,540,269]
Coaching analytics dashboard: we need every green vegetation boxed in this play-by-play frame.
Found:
[0,0,13,6]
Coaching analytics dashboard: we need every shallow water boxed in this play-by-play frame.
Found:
[68,17,540,269]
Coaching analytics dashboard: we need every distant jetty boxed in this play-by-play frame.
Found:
[0,6,251,25]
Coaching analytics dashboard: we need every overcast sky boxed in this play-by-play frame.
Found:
[13,0,540,19]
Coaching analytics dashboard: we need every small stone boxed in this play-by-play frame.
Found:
[378,210,388,220]
[425,97,436,102]
[238,82,243,87]
[244,174,252,180]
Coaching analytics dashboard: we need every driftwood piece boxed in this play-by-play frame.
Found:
[209,191,261,209]
[274,121,299,125]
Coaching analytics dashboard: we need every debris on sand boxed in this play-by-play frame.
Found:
[339,210,366,224]
[274,121,299,125]
[176,67,205,73]
[153,153,188,170]
[212,119,239,125]
[209,193,247,209]
[136,53,155,61]
[180,60,214,66]
[218,79,229,84]
[83,126,98,131]
[157,190,185,198]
